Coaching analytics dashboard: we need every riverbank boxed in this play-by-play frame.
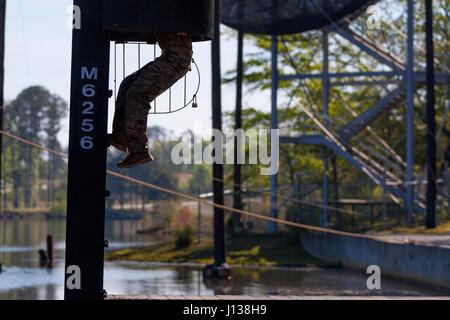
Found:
[0,208,64,220]
[380,221,450,235]
[0,209,143,220]
[106,233,336,268]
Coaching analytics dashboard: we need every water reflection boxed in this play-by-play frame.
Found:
[0,219,443,300]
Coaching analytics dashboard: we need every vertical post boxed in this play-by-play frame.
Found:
[269,34,278,233]
[294,173,302,223]
[64,0,110,300]
[322,32,330,127]
[425,0,436,228]
[405,0,415,224]
[141,187,145,215]
[211,0,226,265]
[197,188,202,242]
[369,205,374,228]
[351,204,356,231]
[233,29,244,231]
[382,183,387,229]
[321,32,330,227]
[46,235,54,269]
[445,161,450,214]
[382,158,388,228]
[331,156,340,214]
[0,0,6,217]
[322,161,329,227]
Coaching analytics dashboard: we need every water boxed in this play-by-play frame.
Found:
[0,219,442,300]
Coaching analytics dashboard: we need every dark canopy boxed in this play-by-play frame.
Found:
[221,0,378,35]
[103,0,214,42]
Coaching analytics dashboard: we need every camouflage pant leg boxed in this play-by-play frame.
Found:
[112,69,144,138]
[125,34,193,153]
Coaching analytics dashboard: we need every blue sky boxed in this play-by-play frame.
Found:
[5,0,271,146]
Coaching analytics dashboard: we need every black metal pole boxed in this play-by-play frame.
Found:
[197,187,202,243]
[425,0,437,228]
[211,0,226,265]
[0,0,6,217]
[269,35,278,232]
[233,29,244,230]
[64,0,110,300]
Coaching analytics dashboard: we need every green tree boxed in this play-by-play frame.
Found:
[3,86,67,210]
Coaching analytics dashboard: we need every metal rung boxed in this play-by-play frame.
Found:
[112,42,200,115]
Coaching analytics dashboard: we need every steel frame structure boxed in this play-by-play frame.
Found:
[272,0,449,225]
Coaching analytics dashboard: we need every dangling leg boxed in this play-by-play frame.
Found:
[117,33,193,168]
[111,70,143,152]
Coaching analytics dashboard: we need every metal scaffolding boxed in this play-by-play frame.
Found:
[273,0,449,224]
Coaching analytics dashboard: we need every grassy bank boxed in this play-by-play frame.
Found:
[376,221,450,235]
[0,208,65,219]
[106,233,336,268]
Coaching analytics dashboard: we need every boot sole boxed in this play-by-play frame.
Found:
[116,155,154,169]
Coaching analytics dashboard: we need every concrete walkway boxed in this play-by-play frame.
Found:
[373,234,450,248]
[300,233,450,291]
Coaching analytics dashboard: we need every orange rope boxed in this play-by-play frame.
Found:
[212,177,365,217]
[0,130,374,240]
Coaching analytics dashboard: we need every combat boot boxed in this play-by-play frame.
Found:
[108,133,128,153]
[117,151,154,168]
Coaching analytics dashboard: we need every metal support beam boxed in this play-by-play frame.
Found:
[269,34,278,233]
[444,161,450,214]
[233,29,244,231]
[279,71,449,84]
[334,27,405,70]
[0,0,5,272]
[279,71,400,81]
[339,87,404,139]
[425,0,437,228]
[321,33,330,227]
[322,159,329,227]
[294,173,302,223]
[65,0,110,300]
[211,0,226,264]
[405,0,415,224]
[280,134,425,213]
[197,188,202,242]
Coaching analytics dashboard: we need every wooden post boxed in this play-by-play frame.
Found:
[46,235,54,269]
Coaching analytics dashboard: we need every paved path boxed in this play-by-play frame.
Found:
[373,234,450,248]
[108,295,450,300]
